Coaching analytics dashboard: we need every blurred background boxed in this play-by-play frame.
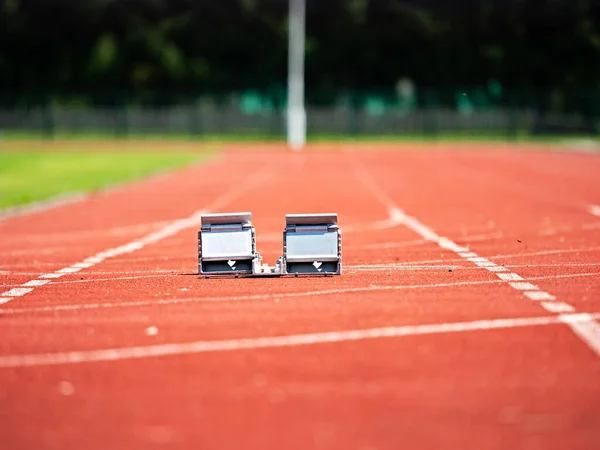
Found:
[0,0,598,141]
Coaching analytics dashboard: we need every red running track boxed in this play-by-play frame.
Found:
[1,142,600,450]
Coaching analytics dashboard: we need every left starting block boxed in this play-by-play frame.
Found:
[198,212,256,276]
[197,212,342,278]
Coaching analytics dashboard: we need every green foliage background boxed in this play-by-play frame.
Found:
[1,0,598,107]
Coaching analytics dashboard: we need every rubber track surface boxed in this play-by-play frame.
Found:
[1,143,599,450]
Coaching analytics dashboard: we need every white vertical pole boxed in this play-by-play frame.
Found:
[287,0,306,150]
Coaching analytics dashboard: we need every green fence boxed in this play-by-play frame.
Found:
[1,86,598,140]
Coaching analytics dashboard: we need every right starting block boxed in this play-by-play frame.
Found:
[197,212,342,278]
[282,214,342,275]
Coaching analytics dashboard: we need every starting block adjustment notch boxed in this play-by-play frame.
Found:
[283,213,342,275]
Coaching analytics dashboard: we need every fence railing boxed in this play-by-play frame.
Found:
[1,88,598,139]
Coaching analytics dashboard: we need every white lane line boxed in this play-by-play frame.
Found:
[355,232,504,251]
[57,267,83,274]
[541,302,574,313]
[4,261,599,279]
[507,263,600,268]
[3,271,599,316]
[72,262,94,269]
[0,169,270,306]
[524,291,556,301]
[347,264,462,270]
[508,282,539,291]
[0,297,13,305]
[22,280,50,287]
[0,265,462,288]
[78,246,600,268]
[492,246,600,261]
[354,160,600,357]
[0,279,509,315]
[377,248,600,268]
[467,257,492,264]
[560,313,600,356]
[589,205,600,217]
[0,312,598,368]
[469,260,497,268]
[0,269,183,277]
[438,237,468,252]
[1,288,34,297]
[22,274,175,286]
[355,239,429,250]
[38,273,64,279]
[2,265,594,290]
[496,273,524,281]
[390,210,600,356]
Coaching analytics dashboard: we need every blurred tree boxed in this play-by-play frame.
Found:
[0,0,597,106]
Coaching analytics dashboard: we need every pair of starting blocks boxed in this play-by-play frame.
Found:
[198,213,342,277]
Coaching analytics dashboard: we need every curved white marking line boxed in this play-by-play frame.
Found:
[1,313,598,368]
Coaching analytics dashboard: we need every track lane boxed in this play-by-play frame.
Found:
[1,144,600,450]
[2,323,600,450]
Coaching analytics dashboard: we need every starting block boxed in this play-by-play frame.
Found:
[198,212,256,276]
[198,212,342,278]
[283,214,341,275]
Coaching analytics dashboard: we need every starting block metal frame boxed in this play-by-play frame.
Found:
[283,214,341,275]
[198,212,342,278]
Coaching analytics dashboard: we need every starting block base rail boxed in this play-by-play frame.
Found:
[198,212,342,278]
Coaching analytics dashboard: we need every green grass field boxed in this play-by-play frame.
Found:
[1,132,597,210]
[0,143,210,208]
